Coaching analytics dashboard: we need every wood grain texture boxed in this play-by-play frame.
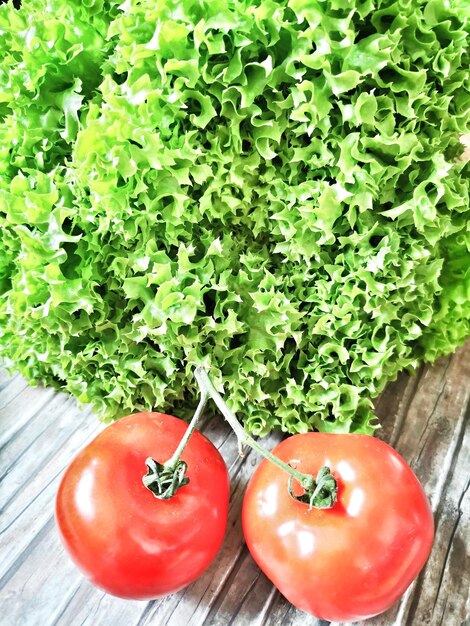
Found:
[0,341,469,626]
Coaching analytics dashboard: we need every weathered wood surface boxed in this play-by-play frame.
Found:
[0,341,469,626]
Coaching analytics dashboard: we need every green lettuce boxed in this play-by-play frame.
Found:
[0,0,469,435]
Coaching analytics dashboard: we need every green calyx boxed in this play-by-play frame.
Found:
[142,382,209,499]
[142,457,189,500]
[288,466,338,510]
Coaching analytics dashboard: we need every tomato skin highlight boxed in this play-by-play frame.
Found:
[55,412,229,599]
[242,433,434,622]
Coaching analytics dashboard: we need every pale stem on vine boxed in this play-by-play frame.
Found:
[144,366,337,508]
[143,385,209,499]
[194,366,316,491]
[164,389,208,468]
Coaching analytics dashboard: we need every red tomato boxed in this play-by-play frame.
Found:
[242,433,434,622]
[56,412,229,599]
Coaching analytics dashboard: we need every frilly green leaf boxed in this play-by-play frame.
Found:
[0,0,469,436]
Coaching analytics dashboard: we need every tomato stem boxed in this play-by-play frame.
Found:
[164,388,209,468]
[194,367,337,510]
[143,387,209,499]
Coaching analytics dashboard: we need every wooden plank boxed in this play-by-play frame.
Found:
[0,517,84,626]
[0,394,92,504]
[0,340,469,626]
[264,599,327,626]
[50,585,146,626]
[0,376,56,449]
[408,421,469,626]
[368,345,470,626]
[0,401,101,582]
[0,369,19,392]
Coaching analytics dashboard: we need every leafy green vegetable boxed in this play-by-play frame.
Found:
[0,0,469,435]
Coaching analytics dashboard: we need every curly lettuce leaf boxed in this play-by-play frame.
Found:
[0,0,469,436]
